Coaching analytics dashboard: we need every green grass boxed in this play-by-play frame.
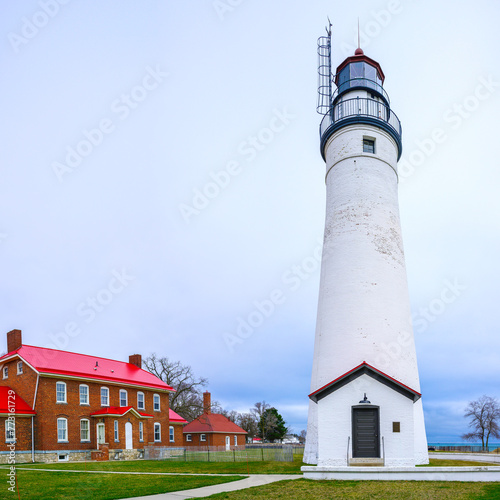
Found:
[422,459,498,467]
[14,454,304,474]
[1,469,244,500]
[12,455,498,475]
[5,456,500,500]
[203,479,500,499]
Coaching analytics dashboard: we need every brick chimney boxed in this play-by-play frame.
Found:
[203,391,211,414]
[129,354,142,368]
[7,330,22,353]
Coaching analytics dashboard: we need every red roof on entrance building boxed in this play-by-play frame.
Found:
[309,361,421,403]
[183,413,247,434]
[169,409,188,424]
[0,345,173,392]
[0,386,36,416]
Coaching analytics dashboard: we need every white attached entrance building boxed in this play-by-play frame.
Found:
[309,362,421,467]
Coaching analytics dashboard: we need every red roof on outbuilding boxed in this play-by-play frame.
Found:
[0,386,36,416]
[0,345,173,392]
[183,413,247,434]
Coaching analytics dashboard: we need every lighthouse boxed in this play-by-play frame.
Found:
[303,27,428,468]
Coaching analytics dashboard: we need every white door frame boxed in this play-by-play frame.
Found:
[225,435,230,451]
[97,423,105,449]
[125,422,133,450]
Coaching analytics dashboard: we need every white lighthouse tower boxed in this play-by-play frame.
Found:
[303,27,428,469]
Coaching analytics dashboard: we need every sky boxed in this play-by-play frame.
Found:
[1,0,499,442]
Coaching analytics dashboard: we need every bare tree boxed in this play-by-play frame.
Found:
[143,353,208,421]
[462,395,500,450]
[251,401,270,420]
[251,401,271,441]
[238,412,259,441]
[299,429,307,444]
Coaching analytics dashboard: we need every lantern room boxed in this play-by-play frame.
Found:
[333,48,388,105]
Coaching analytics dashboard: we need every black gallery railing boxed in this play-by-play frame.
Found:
[320,97,402,142]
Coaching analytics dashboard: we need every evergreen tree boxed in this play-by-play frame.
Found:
[259,407,287,442]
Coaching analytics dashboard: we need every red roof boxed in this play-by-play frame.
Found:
[0,345,173,392]
[183,413,247,434]
[334,53,385,85]
[0,386,36,416]
[90,406,153,418]
[309,361,421,403]
[169,408,188,424]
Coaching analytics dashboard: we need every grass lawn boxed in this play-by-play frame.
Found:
[5,456,500,500]
[14,454,304,474]
[13,456,496,474]
[1,469,244,500]
[424,459,499,467]
[201,479,500,499]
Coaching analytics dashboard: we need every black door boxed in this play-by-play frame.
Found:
[352,408,380,458]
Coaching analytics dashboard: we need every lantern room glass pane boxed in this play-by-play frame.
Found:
[350,62,363,79]
[338,67,349,92]
[364,64,376,81]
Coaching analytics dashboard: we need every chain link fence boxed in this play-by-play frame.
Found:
[144,445,295,462]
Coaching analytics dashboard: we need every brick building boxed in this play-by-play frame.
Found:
[183,392,247,449]
[0,329,187,463]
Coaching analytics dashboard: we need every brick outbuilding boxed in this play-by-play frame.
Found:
[183,392,247,449]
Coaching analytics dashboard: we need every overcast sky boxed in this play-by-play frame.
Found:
[1,1,499,442]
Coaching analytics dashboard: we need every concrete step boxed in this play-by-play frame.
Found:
[349,457,385,467]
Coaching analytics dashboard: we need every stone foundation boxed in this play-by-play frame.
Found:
[0,448,144,463]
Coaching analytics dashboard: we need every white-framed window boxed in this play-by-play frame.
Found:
[139,421,144,442]
[169,426,174,443]
[17,361,23,375]
[56,382,67,403]
[80,419,90,442]
[114,420,119,442]
[101,387,109,406]
[79,384,89,405]
[3,366,8,379]
[186,434,192,442]
[137,392,145,410]
[119,389,128,407]
[153,394,160,411]
[154,423,161,442]
[200,434,206,442]
[57,418,68,442]
[5,420,15,443]
[234,435,237,446]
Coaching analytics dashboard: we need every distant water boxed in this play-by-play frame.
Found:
[428,442,500,452]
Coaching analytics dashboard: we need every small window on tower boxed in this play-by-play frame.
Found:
[363,138,375,154]
[393,422,401,433]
